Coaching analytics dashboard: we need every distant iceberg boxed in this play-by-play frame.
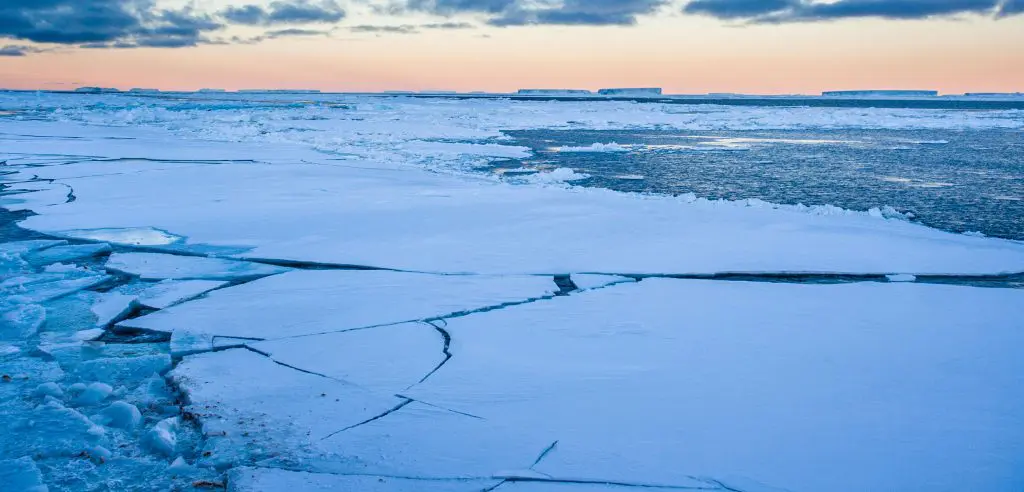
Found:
[197,88,226,93]
[128,88,160,93]
[822,90,938,97]
[518,89,593,95]
[598,88,662,96]
[74,87,120,94]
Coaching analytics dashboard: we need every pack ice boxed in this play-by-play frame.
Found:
[1,92,1023,491]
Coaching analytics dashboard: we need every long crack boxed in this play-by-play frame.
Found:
[319,398,413,441]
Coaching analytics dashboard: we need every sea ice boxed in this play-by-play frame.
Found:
[555,142,630,152]
[251,322,445,393]
[568,274,635,291]
[24,243,112,266]
[94,401,143,430]
[104,252,289,281]
[0,457,48,492]
[0,304,46,340]
[227,467,501,491]
[15,147,1024,275]
[135,279,227,310]
[0,240,67,257]
[117,270,558,346]
[403,280,1024,491]
[74,354,172,383]
[168,348,406,466]
[0,401,108,459]
[89,292,136,327]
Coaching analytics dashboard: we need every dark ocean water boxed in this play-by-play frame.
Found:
[496,128,1024,240]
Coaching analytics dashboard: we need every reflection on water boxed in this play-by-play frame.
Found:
[497,128,1024,240]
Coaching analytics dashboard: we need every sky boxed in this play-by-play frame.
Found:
[1,0,1023,94]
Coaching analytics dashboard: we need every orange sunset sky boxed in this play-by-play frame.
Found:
[1,1,1023,94]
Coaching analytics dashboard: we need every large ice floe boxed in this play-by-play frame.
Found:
[1,92,1023,491]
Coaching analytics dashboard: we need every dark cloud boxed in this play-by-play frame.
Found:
[0,0,224,47]
[405,0,666,26]
[997,0,1023,15]
[683,0,1009,21]
[221,0,345,26]
[683,0,795,19]
[265,27,333,37]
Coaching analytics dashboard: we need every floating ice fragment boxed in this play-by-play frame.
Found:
[0,457,48,492]
[4,275,113,304]
[0,239,67,257]
[96,401,143,430]
[33,382,63,399]
[0,304,46,340]
[0,401,108,458]
[90,292,137,327]
[75,354,172,383]
[72,382,113,406]
[54,227,183,246]
[24,243,112,266]
[144,417,179,456]
[886,274,917,282]
[136,279,227,310]
[104,252,289,281]
[555,142,630,153]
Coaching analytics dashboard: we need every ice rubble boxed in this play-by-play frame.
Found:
[555,142,630,152]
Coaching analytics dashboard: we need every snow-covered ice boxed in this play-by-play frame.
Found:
[104,252,290,281]
[135,279,227,310]
[403,280,1024,491]
[2,92,1023,491]
[116,270,558,353]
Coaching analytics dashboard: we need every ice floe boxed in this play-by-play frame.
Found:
[402,280,1024,491]
[104,252,289,281]
[135,279,227,310]
[117,270,558,355]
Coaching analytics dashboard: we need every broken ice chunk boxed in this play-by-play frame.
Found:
[52,227,183,247]
[3,274,113,304]
[0,304,46,340]
[24,243,112,266]
[104,252,289,281]
[95,401,143,430]
[0,456,48,492]
[90,292,137,327]
[143,416,179,456]
[33,382,63,399]
[0,239,67,257]
[71,382,113,406]
[136,279,227,310]
[75,354,172,383]
[886,274,917,282]
[0,401,108,458]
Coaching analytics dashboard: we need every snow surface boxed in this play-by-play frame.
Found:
[2,93,1023,491]
[104,252,290,281]
[116,270,558,350]
[135,279,227,310]
[6,132,1024,275]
